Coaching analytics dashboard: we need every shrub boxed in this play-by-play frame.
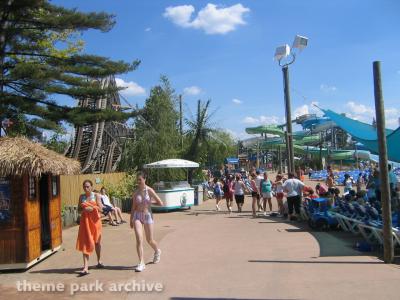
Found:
[103,173,137,200]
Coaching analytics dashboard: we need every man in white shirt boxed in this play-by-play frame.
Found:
[283,172,305,220]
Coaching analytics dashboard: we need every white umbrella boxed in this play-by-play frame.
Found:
[144,159,199,169]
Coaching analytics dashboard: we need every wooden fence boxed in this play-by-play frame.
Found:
[60,172,126,206]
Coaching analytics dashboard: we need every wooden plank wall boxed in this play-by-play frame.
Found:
[49,176,62,248]
[60,172,126,207]
[24,175,41,263]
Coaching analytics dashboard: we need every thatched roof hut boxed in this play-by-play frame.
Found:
[0,136,80,177]
[0,137,80,270]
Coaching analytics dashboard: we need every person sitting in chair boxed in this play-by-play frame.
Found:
[315,183,329,197]
[100,187,126,225]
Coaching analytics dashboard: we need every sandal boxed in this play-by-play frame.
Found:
[96,262,105,269]
[109,222,118,226]
[78,270,89,277]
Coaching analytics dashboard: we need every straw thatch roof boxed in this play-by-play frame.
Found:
[0,137,81,177]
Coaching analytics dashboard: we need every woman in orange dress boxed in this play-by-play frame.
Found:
[76,179,103,275]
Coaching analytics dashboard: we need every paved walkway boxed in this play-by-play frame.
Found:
[1,192,400,299]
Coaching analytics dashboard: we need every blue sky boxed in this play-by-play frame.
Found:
[54,0,400,139]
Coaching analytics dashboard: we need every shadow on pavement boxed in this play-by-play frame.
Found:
[29,265,135,274]
[171,298,298,300]
[259,215,373,258]
[186,211,229,216]
[285,228,309,232]
[29,267,82,274]
[258,221,290,224]
[248,260,383,265]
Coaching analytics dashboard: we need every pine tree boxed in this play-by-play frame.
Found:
[0,0,140,138]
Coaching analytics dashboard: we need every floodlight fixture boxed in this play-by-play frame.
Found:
[292,35,308,51]
[274,44,290,61]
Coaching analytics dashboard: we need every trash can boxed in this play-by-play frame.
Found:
[194,185,204,206]
[197,184,203,205]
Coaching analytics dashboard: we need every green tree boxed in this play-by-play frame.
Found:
[204,129,237,168]
[119,76,181,177]
[44,130,69,154]
[0,0,139,138]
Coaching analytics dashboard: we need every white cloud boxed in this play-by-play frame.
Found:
[346,101,374,116]
[383,108,399,128]
[259,116,281,124]
[346,113,370,123]
[294,104,309,117]
[320,84,337,92]
[242,116,258,124]
[226,128,260,141]
[183,86,202,96]
[385,108,399,117]
[163,5,195,27]
[145,27,151,32]
[292,101,322,119]
[387,118,400,128]
[310,101,320,113]
[115,78,146,96]
[163,3,250,35]
[232,98,242,104]
[339,101,374,125]
[242,115,281,125]
[339,101,400,129]
[225,128,249,140]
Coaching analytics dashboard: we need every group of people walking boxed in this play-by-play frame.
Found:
[75,171,163,275]
[212,170,305,220]
[74,162,399,276]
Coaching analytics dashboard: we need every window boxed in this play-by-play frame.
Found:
[52,176,58,197]
[28,176,36,200]
[0,177,11,222]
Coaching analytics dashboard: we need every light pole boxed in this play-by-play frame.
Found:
[275,35,308,174]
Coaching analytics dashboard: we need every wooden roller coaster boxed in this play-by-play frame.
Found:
[65,75,133,173]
